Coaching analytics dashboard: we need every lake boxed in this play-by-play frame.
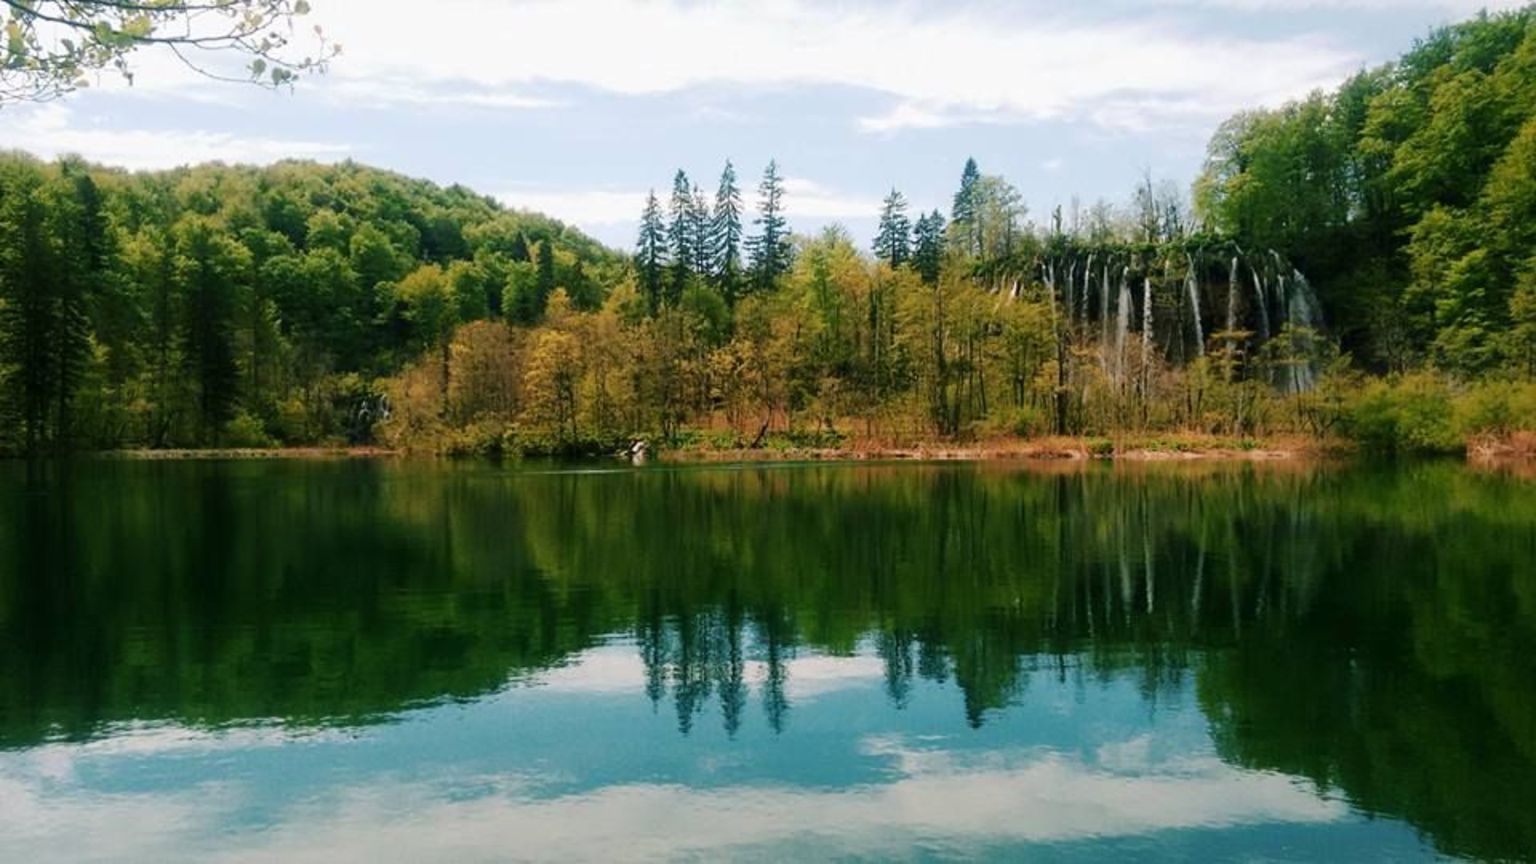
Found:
[0,459,1532,862]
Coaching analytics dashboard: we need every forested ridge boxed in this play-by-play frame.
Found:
[0,155,625,452]
[3,6,1536,456]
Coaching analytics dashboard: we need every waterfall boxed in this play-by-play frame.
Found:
[1081,254,1094,325]
[1287,267,1323,392]
[1142,274,1153,352]
[1116,267,1131,380]
[1101,261,1112,349]
[1290,268,1322,329]
[1066,260,1077,324]
[1249,263,1271,342]
[1099,256,1112,368]
[1185,253,1204,357]
[1226,256,1239,335]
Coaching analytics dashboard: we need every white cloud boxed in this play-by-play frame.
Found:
[0,105,350,170]
[0,735,1344,862]
[528,644,885,700]
[498,174,878,238]
[310,0,1363,131]
[780,177,883,221]
[498,189,645,227]
[224,740,1343,862]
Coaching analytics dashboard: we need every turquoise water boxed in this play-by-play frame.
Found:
[1,459,1532,861]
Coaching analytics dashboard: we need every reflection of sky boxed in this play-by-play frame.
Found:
[0,642,1435,862]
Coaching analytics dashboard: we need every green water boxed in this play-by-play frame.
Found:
[0,459,1533,862]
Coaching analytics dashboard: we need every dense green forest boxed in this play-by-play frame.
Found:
[3,6,1536,455]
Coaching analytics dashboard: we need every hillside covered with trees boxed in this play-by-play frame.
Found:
[2,6,1536,457]
[0,156,624,452]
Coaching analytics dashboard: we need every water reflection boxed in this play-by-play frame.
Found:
[0,460,1533,860]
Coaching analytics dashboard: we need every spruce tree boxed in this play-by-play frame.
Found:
[746,160,791,293]
[0,161,60,451]
[913,210,946,286]
[636,190,667,314]
[53,159,108,445]
[951,158,981,258]
[872,188,912,268]
[536,239,556,315]
[667,169,695,305]
[690,183,712,279]
[710,161,744,305]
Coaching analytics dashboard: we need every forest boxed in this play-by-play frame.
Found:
[2,6,1535,456]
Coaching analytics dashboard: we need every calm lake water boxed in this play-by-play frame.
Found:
[0,459,1533,862]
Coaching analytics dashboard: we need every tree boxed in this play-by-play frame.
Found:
[667,170,696,305]
[636,190,667,314]
[710,161,744,305]
[396,264,457,398]
[173,217,250,439]
[747,160,791,293]
[0,159,59,451]
[974,175,1024,262]
[52,158,111,444]
[873,188,912,268]
[950,158,982,258]
[912,210,946,286]
[535,240,557,317]
[690,183,711,279]
[0,0,335,104]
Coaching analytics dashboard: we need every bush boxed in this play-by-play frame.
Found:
[1456,380,1536,437]
[1342,374,1462,455]
[222,410,275,449]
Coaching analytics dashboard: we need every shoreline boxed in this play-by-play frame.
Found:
[94,447,404,461]
[72,436,1329,464]
[657,438,1316,464]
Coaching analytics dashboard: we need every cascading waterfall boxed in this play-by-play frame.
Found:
[1185,253,1204,357]
[1250,264,1271,342]
[1030,245,1323,389]
[1069,261,1081,324]
[1142,274,1153,351]
[1286,267,1323,392]
[1080,254,1094,324]
[1226,256,1239,335]
[1101,262,1112,351]
[1115,267,1131,380]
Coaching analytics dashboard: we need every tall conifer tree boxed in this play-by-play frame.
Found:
[667,169,695,305]
[913,210,946,286]
[951,158,982,258]
[636,190,667,314]
[710,161,744,305]
[747,160,791,293]
[873,188,912,268]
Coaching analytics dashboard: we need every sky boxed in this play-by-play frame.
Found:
[0,0,1525,249]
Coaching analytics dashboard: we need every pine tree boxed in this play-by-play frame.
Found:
[508,232,531,263]
[0,161,60,451]
[873,188,912,268]
[913,210,946,286]
[52,159,109,445]
[747,160,791,293]
[636,190,667,314]
[951,157,982,258]
[174,217,249,440]
[667,170,695,305]
[710,161,744,305]
[536,239,556,315]
[690,183,711,279]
